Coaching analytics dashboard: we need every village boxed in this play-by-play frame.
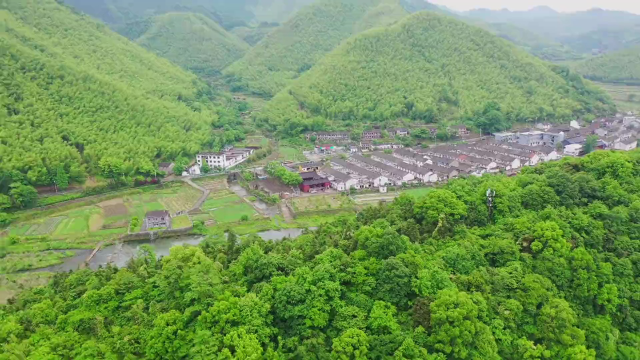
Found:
[178,113,639,200]
[96,113,640,236]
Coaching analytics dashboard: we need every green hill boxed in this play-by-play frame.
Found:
[223,0,409,97]
[231,23,280,46]
[259,12,614,136]
[0,0,224,186]
[485,23,582,61]
[575,47,640,84]
[125,13,250,76]
[560,25,640,55]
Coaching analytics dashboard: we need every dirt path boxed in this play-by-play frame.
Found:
[182,178,210,213]
[280,202,294,222]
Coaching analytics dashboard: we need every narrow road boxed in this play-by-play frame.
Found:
[182,178,210,213]
[280,202,293,222]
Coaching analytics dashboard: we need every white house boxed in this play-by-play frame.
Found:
[196,147,254,170]
[570,120,581,129]
[564,144,583,156]
[325,169,358,191]
[613,139,638,151]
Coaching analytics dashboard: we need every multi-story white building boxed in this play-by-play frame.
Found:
[196,147,255,170]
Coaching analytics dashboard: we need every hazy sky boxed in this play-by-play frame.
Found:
[429,0,640,14]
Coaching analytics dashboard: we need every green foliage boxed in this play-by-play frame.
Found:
[130,13,250,76]
[1,150,640,358]
[201,162,211,174]
[224,0,409,96]
[259,12,615,137]
[0,0,226,187]
[485,22,582,61]
[575,46,640,84]
[8,184,38,209]
[265,162,302,186]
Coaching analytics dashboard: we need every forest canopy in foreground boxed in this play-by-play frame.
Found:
[223,0,409,97]
[1,150,639,359]
[258,12,615,137]
[575,46,640,85]
[0,0,235,186]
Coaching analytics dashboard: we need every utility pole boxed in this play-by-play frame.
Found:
[486,188,496,223]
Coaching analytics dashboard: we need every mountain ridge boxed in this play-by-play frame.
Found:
[258,11,614,136]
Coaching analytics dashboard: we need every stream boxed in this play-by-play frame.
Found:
[29,228,314,273]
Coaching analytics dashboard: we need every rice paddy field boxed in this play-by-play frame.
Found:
[277,146,307,162]
[191,188,259,224]
[290,194,355,213]
[6,183,202,241]
[595,82,640,112]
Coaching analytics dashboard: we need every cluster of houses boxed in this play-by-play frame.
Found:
[297,115,639,193]
[308,125,473,154]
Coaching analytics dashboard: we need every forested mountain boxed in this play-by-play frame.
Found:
[230,23,280,46]
[482,22,582,61]
[64,0,316,28]
[0,0,227,186]
[120,13,250,76]
[560,25,640,55]
[465,7,640,40]
[258,12,614,136]
[463,7,640,58]
[223,0,410,97]
[575,47,640,85]
[3,150,640,358]
[248,0,317,23]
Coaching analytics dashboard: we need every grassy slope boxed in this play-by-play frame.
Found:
[223,0,409,97]
[0,0,217,180]
[133,13,250,76]
[574,47,640,84]
[259,11,614,133]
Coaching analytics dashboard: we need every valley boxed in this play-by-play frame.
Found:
[1,0,640,358]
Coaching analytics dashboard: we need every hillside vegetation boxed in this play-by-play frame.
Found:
[464,7,640,59]
[560,25,640,55]
[0,0,223,186]
[575,47,640,85]
[223,0,409,96]
[2,150,639,358]
[128,13,249,76]
[485,23,582,61]
[231,23,280,46]
[64,0,317,28]
[259,12,614,136]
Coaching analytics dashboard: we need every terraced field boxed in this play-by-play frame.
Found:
[291,195,355,212]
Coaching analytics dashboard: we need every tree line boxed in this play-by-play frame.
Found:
[1,150,639,358]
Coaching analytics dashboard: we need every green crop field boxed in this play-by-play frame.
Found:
[210,203,258,223]
[595,82,640,112]
[291,195,354,212]
[278,147,306,162]
[402,187,435,198]
[172,215,192,229]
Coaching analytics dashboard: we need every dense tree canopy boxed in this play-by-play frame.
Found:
[258,11,614,137]
[575,46,640,85]
[223,0,409,96]
[0,0,245,188]
[124,13,250,77]
[2,150,639,358]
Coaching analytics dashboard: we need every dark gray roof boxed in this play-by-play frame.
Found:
[146,210,170,218]
[324,168,352,182]
[331,158,381,179]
